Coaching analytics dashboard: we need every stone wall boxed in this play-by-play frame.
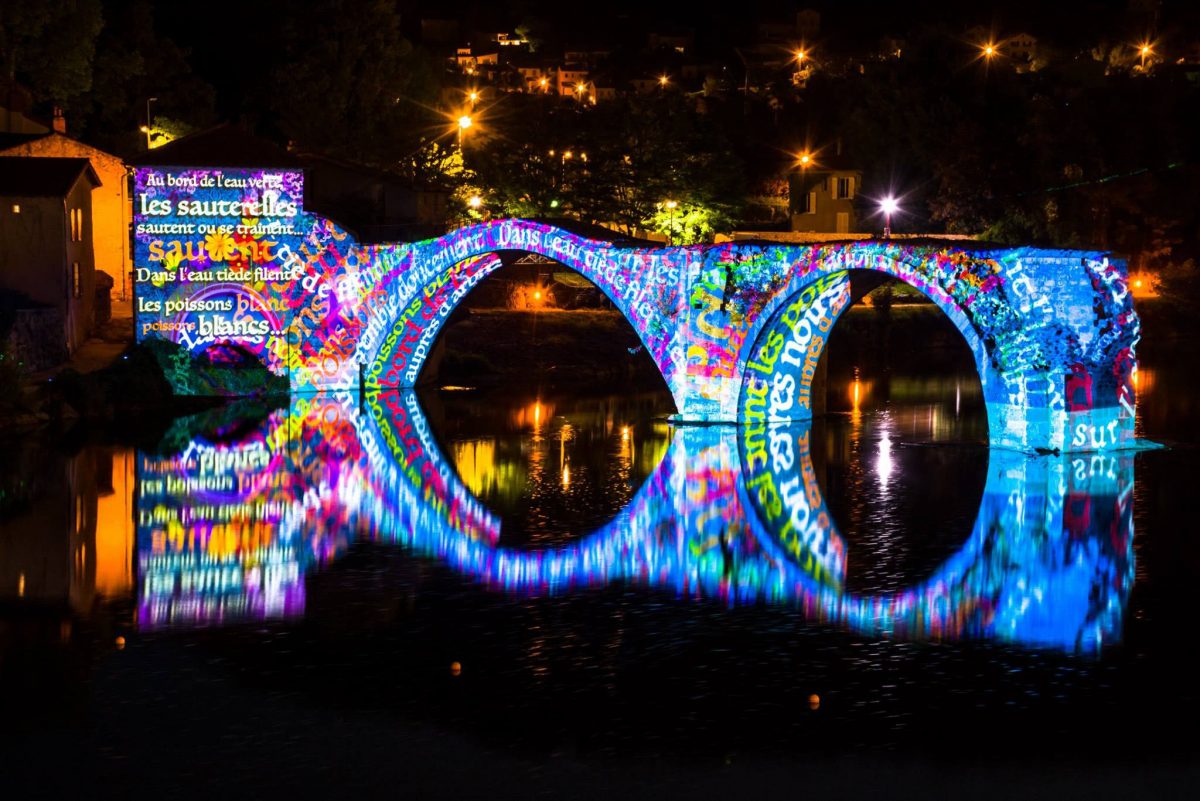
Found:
[5,307,68,372]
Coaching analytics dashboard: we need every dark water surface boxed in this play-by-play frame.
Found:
[2,345,1199,797]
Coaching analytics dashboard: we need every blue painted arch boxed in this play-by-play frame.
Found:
[362,220,689,393]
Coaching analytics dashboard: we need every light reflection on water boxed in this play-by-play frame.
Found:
[92,374,1137,653]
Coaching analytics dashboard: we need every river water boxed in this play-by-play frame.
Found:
[1,335,1198,795]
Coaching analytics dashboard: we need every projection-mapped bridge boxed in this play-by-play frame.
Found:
[133,166,1142,453]
[335,219,1140,454]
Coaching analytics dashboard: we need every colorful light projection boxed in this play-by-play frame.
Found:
[135,391,1134,651]
[133,167,1142,453]
[135,394,369,628]
[133,167,358,387]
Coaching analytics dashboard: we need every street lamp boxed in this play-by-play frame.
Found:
[982,42,997,59]
[659,74,670,87]
[796,49,807,66]
[664,199,679,245]
[880,196,899,238]
[468,195,482,209]
[1138,42,1153,69]
[468,89,479,105]
[144,96,157,149]
[457,113,473,145]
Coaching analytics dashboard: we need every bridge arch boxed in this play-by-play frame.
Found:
[363,220,687,397]
[734,255,996,437]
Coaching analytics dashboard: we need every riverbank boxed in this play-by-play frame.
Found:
[433,308,668,391]
[0,336,283,440]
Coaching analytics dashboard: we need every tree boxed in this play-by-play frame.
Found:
[0,0,103,107]
[266,0,440,167]
[459,95,744,243]
[73,0,216,157]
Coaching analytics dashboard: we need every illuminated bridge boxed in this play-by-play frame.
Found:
[134,167,1142,453]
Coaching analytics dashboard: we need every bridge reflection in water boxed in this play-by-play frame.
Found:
[136,392,1134,653]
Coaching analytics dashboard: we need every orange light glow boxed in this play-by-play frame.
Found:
[95,449,135,597]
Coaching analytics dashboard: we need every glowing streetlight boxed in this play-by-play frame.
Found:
[468,195,482,209]
[1139,42,1153,69]
[880,196,899,238]
[982,42,997,59]
[539,76,549,91]
[664,199,679,245]
[468,89,479,104]
[457,113,473,145]
[796,151,813,169]
[796,49,807,65]
[659,74,670,87]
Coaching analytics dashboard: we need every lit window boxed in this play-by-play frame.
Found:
[10,204,19,213]
[73,262,82,298]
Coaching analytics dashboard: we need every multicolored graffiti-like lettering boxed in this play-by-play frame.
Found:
[134,167,1143,452]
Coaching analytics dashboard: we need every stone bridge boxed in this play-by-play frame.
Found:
[133,174,1141,454]
[282,219,1139,453]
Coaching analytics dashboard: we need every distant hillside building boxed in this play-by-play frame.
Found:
[0,157,102,357]
[789,155,863,234]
